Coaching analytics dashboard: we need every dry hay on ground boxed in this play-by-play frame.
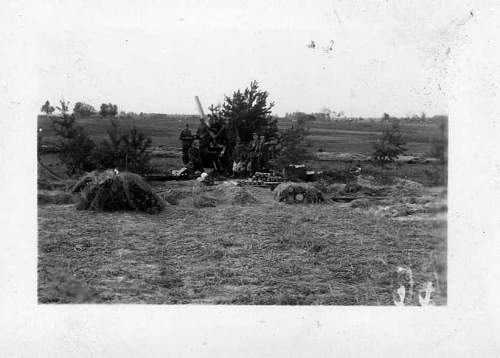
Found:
[153,181,195,205]
[71,170,166,213]
[273,182,324,204]
[38,197,447,305]
[38,190,74,205]
[191,181,259,207]
[192,181,218,208]
[347,176,446,218]
[212,182,259,205]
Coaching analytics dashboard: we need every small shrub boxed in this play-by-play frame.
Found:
[372,121,407,164]
[92,119,153,174]
[52,101,96,176]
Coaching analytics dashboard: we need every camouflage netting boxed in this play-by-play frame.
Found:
[71,170,166,213]
[273,182,324,204]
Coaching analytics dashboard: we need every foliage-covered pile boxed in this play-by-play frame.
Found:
[273,182,324,204]
[71,170,166,213]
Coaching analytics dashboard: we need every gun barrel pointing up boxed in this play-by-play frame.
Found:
[194,96,208,126]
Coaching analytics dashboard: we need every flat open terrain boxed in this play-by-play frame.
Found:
[38,183,446,305]
[37,115,447,305]
[38,114,444,155]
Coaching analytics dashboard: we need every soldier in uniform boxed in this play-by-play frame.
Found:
[179,123,194,165]
[196,117,210,152]
[257,135,269,172]
[248,132,259,174]
[187,139,204,174]
[232,136,247,176]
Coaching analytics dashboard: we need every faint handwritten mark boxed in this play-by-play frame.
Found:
[456,10,474,26]
[307,40,334,54]
[322,40,335,53]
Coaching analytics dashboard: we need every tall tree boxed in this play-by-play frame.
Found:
[209,81,277,143]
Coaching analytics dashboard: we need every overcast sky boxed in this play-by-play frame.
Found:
[35,0,475,117]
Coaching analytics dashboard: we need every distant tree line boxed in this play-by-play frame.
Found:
[40,100,119,118]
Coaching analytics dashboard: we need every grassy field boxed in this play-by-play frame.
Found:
[38,183,446,305]
[37,114,447,305]
[37,114,444,154]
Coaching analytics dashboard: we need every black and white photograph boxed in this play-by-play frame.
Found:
[2,0,500,355]
[34,1,452,306]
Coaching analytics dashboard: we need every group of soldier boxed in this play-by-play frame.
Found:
[179,116,276,176]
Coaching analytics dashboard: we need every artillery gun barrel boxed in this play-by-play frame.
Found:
[194,96,209,126]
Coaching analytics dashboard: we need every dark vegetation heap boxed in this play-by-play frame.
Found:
[71,170,165,213]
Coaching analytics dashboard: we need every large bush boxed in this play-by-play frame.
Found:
[372,121,407,164]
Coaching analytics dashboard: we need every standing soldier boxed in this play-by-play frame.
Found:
[232,136,247,176]
[196,117,210,152]
[179,123,194,165]
[187,139,204,174]
[248,132,259,174]
[257,135,269,172]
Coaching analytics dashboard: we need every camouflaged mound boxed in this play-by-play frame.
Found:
[273,182,324,204]
[71,170,166,213]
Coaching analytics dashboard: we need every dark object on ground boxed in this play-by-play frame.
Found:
[284,164,307,181]
[273,182,324,204]
[71,170,166,213]
[38,190,74,205]
[320,169,355,183]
